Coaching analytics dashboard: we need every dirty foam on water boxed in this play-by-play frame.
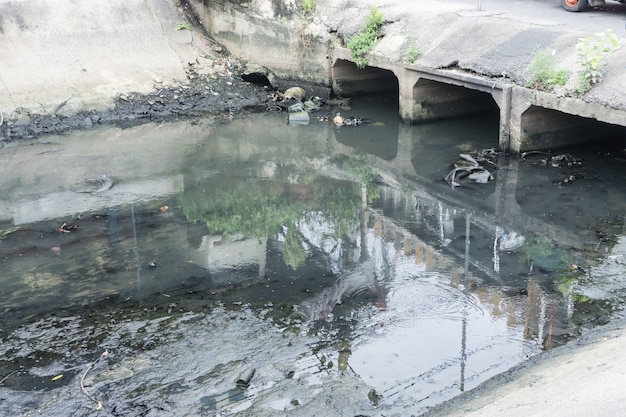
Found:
[1,105,625,416]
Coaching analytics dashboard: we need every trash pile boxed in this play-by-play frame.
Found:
[444,148,500,189]
[267,86,367,126]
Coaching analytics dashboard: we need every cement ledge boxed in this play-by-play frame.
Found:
[423,314,626,417]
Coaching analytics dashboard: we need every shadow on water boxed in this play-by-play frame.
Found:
[0,97,625,415]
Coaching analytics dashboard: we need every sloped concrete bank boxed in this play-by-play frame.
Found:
[0,0,272,140]
[423,313,626,417]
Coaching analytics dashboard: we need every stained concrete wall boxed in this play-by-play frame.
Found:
[188,0,332,90]
[0,0,201,116]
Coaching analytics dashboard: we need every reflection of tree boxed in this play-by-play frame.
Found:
[179,175,362,269]
[180,182,292,238]
[517,240,569,271]
[283,221,307,270]
[345,153,381,203]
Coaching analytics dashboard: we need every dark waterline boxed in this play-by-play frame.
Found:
[0,99,625,415]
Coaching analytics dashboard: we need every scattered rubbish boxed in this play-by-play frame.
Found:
[554,174,577,186]
[331,112,368,127]
[0,226,24,240]
[288,110,310,125]
[288,102,305,113]
[444,150,500,189]
[58,222,78,234]
[283,87,306,102]
[521,151,582,168]
[267,89,369,127]
[234,367,256,388]
[498,231,526,251]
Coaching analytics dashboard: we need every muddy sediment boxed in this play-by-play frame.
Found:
[0,71,271,141]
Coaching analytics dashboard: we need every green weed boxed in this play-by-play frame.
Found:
[575,29,619,94]
[346,5,384,69]
[405,39,421,64]
[301,0,316,14]
[526,48,568,92]
[176,22,193,32]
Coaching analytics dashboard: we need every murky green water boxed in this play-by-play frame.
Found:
[1,97,625,416]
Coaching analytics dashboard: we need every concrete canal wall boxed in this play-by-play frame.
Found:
[1,0,625,152]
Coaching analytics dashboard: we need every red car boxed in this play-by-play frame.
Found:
[562,0,624,11]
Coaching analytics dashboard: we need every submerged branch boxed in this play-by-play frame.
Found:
[80,350,109,410]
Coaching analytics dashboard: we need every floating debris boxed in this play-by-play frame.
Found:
[234,367,256,388]
[332,112,368,127]
[72,175,113,194]
[444,150,499,189]
[0,226,24,240]
[554,174,577,186]
[58,222,78,234]
[288,110,310,125]
[521,151,582,168]
[499,232,526,251]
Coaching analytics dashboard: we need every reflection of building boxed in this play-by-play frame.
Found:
[372,185,593,350]
[189,235,267,281]
[7,176,184,225]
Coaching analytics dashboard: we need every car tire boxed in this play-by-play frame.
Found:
[561,0,589,11]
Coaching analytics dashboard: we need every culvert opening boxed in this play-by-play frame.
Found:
[241,72,272,88]
[329,60,400,160]
[331,59,399,99]
[411,78,500,123]
[520,106,626,151]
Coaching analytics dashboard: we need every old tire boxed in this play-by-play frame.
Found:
[561,0,588,11]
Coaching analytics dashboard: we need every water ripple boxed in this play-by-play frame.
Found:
[385,274,484,323]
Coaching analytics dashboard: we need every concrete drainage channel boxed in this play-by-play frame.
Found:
[1,0,626,415]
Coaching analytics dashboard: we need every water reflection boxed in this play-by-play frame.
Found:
[0,106,625,415]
